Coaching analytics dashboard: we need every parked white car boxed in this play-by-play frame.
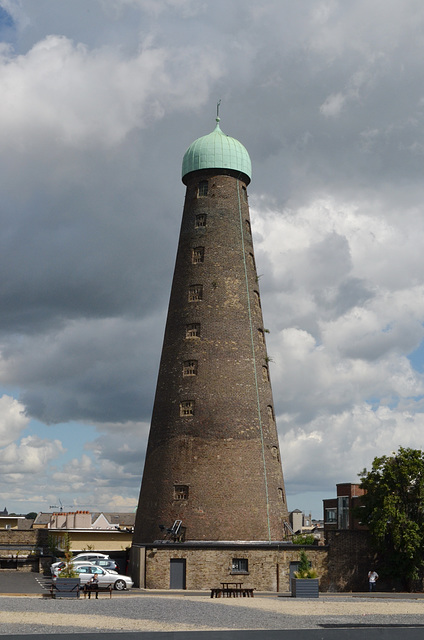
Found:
[53,563,133,590]
[51,560,97,578]
[72,552,110,563]
[50,552,110,575]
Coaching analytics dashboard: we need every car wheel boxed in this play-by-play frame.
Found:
[114,579,126,590]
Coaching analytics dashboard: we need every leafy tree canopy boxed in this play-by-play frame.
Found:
[358,447,424,589]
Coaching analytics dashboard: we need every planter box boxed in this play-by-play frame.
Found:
[53,577,81,598]
[291,578,319,598]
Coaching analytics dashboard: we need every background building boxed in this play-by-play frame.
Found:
[323,483,366,533]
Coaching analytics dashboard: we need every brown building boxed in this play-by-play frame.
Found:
[133,115,288,547]
[323,483,366,533]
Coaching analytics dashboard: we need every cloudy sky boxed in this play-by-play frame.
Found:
[1,0,424,519]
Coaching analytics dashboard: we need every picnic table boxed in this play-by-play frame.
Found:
[211,582,254,598]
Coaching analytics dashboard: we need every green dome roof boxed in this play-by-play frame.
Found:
[182,118,251,184]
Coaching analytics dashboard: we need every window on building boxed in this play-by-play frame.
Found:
[183,360,198,376]
[258,328,265,344]
[174,485,189,501]
[186,323,200,338]
[198,180,208,197]
[267,405,275,422]
[278,488,285,501]
[245,219,251,234]
[188,285,203,302]
[262,365,269,382]
[231,558,248,573]
[249,252,256,269]
[271,446,279,461]
[180,401,194,417]
[242,186,248,203]
[325,508,337,523]
[338,496,349,529]
[195,214,207,228]
[192,247,205,264]
[254,290,261,309]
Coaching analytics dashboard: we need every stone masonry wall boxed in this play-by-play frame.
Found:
[140,544,329,591]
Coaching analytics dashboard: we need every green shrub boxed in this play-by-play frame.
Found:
[294,550,318,579]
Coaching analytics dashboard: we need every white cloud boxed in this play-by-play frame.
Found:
[0,34,223,148]
[280,404,424,492]
[0,395,29,447]
[0,434,64,474]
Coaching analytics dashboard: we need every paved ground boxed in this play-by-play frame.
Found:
[2,572,424,638]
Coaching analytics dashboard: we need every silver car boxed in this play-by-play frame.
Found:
[54,563,133,590]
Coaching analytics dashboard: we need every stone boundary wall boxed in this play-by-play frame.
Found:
[0,528,49,549]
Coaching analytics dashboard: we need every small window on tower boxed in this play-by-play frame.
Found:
[180,401,194,417]
[192,247,205,264]
[271,446,279,461]
[242,186,248,203]
[245,219,251,234]
[262,365,269,382]
[254,290,261,309]
[195,214,207,228]
[198,180,208,197]
[258,328,265,344]
[183,360,198,376]
[278,488,285,502]
[186,323,200,338]
[188,285,203,302]
[174,485,189,501]
[249,252,256,269]
[267,405,275,422]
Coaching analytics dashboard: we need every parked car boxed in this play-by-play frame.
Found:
[72,552,110,563]
[51,560,96,578]
[50,552,110,575]
[53,563,133,590]
[91,559,119,573]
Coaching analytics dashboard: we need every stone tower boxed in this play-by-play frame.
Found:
[134,116,288,543]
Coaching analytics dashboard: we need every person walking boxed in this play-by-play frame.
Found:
[368,569,379,591]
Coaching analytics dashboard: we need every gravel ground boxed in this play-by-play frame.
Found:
[1,594,424,634]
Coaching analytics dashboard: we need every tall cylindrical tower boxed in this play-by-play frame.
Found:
[134,117,288,542]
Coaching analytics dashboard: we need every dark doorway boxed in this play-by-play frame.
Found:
[170,558,186,589]
[289,561,300,585]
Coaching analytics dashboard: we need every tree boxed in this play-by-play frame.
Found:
[358,447,424,591]
[25,512,37,520]
[294,550,317,579]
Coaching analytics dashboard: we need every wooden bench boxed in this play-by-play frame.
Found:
[50,579,80,599]
[83,583,113,599]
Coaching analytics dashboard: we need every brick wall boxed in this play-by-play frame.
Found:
[325,530,376,591]
[134,170,288,544]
